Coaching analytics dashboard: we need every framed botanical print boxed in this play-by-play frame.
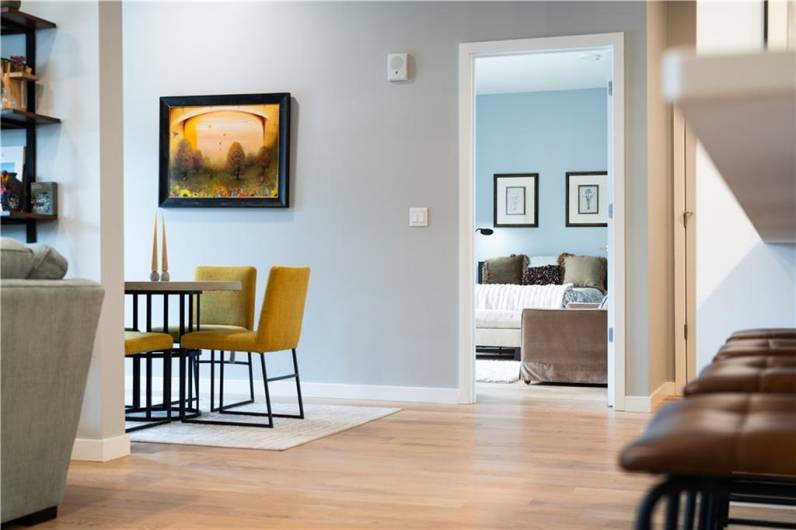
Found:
[493,173,538,227]
[159,93,290,208]
[566,171,608,227]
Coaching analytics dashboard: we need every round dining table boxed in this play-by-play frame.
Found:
[124,280,241,428]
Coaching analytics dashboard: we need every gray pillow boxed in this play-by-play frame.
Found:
[28,244,68,279]
[482,254,528,284]
[562,255,607,292]
[0,237,34,279]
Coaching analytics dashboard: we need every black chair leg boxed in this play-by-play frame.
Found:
[292,348,304,419]
[259,354,274,427]
[210,349,215,412]
[248,352,255,402]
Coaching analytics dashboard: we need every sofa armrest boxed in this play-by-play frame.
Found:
[1,279,104,523]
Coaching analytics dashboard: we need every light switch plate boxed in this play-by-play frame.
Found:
[409,207,428,227]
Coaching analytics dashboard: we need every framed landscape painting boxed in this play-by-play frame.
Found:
[565,171,608,227]
[493,173,538,227]
[159,93,290,208]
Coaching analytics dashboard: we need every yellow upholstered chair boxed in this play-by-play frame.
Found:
[124,331,174,432]
[191,266,257,411]
[181,266,310,428]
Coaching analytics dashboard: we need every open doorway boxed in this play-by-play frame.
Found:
[458,34,626,408]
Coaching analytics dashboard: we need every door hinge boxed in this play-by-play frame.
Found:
[684,323,688,340]
[608,203,614,219]
[608,327,614,343]
[682,210,693,227]
[608,80,613,96]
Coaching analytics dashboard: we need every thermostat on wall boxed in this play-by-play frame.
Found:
[387,53,408,82]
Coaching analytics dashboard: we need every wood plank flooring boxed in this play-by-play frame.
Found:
[26,384,659,529]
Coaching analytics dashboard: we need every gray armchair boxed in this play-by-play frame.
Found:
[1,239,104,525]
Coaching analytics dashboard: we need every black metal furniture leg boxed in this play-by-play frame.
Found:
[292,348,304,419]
[179,352,186,421]
[145,352,153,420]
[684,490,697,530]
[259,354,274,428]
[132,357,141,409]
[210,349,216,412]
[248,352,254,402]
[164,349,172,420]
[665,491,681,530]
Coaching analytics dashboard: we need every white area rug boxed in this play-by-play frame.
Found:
[129,401,400,451]
[476,359,521,383]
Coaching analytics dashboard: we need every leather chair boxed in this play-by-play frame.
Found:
[181,267,310,428]
[124,331,175,432]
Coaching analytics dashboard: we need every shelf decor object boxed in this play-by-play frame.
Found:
[159,93,290,208]
[0,7,60,242]
[663,50,796,244]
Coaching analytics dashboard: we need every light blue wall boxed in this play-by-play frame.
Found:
[475,88,608,262]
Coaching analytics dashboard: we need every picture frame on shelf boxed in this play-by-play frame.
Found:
[493,173,538,228]
[159,93,291,208]
[1,145,25,177]
[565,171,608,227]
[30,182,57,216]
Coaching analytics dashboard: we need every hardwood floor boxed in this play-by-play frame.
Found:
[36,384,657,529]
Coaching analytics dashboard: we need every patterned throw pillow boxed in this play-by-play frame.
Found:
[522,265,562,285]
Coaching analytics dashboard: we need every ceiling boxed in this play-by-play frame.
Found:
[475,50,611,95]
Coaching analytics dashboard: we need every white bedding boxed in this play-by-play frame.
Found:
[475,283,571,312]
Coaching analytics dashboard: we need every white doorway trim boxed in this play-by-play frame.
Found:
[457,33,626,409]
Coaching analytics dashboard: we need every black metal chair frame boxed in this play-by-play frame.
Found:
[179,347,304,429]
[635,475,796,530]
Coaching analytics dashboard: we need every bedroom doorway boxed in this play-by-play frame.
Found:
[458,33,626,409]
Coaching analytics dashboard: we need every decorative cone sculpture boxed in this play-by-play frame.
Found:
[150,215,160,281]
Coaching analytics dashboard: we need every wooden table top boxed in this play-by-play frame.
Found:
[124,280,241,293]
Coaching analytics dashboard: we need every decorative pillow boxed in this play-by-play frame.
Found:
[28,244,68,279]
[522,265,562,285]
[0,237,34,279]
[562,287,605,306]
[482,254,528,284]
[562,255,607,292]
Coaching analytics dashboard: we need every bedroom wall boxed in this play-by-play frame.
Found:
[694,0,796,370]
[122,1,654,396]
[474,89,608,263]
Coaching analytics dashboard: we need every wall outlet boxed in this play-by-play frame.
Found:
[409,207,428,227]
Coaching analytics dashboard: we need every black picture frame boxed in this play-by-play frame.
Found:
[159,92,291,208]
[566,171,607,227]
[493,173,538,228]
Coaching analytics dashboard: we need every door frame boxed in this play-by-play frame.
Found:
[457,33,626,409]
[673,107,697,391]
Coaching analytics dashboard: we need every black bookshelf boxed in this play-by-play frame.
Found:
[1,8,59,242]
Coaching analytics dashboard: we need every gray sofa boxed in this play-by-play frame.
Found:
[1,239,104,524]
[520,308,607,384]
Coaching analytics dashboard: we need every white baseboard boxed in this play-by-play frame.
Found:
[71,433,130,462]
[624,382,677,413]
[124,376,459,404]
